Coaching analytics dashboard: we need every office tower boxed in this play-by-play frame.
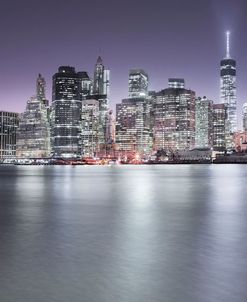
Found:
[36,74,46,100]
[93,56,109,96]
[129,69,149,98]
[81,99,100,157]
[77,71,92,100]
[91,57,109,147]
[16,96,50,158]
[115,98,152,156]
[153,80,196,151]
[243,103,247,131]
[195,97,213,148]
[51,66,82,158]
[212,104,227,151]
[220,31,237,133]
[106,110,115,144]
[168,78,185,89]
[0,111,19,159]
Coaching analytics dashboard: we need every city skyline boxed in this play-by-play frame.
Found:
[0,0,247,127]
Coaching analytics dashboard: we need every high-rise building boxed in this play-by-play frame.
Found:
[0,111,19,159]
[106,110,115,144]
[243,103,247,131]
[195,97,213,148]
[93,56,109,96]
[91,57,109,147]
[220,31,237,133]
[81,99,100,157]
[129,69,148,98]
[36,74,46,100]
[153,80,196,151]
[51,66,82,158]
[16,96,50,158]
[77,71,92,100]
[212,103,227,151]
[115,98,152,156]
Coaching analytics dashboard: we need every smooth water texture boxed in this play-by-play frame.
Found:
[0,165,247,302]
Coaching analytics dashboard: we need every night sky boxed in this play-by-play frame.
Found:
[0,0,246,126]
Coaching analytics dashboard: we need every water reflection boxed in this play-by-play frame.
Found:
[0,165,247,302]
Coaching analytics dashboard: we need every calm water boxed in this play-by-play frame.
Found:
[0,165,247,302]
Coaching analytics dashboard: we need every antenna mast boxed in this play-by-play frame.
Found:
[226,31,230,58]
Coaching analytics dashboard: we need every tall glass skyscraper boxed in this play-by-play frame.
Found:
[51,66,82,158]
[220,32,237,133]
[243,103,247,131]
[195,97,213,149]
[91,57,110,147]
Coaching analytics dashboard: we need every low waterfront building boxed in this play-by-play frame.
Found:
[233,131,247,152]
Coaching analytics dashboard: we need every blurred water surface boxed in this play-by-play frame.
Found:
[0,165,247,302]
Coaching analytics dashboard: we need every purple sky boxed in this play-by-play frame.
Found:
[0,0,247,127]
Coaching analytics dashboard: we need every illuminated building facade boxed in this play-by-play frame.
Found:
[81,99,100,157]
[0,111,19,159]
[129,69,148,98]
[16,96,50,158]
[243,103,247,131]
[153,81,196,151]
[91,57,110,146]
[51,66,82,157]
[212,103,227,151]
[78,71,92,100]
[195,97,213,148]
[233,131,247,152]
[115,98,152,156]
[106,110,115,144]
[220,32,237,133]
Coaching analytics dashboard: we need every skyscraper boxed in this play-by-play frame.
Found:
[153,80,196,151]
[243,103,247,131]
[195,97,213,149]
[81,99,100,157]
[0,111,19,160]
[16,96,50,158]
[51,66,82,158]
[212,104,227,151]
[220,31,237,133]
[36,74,46,100]
[77,71,92,100]
[115,98,152,156]
[93,56,109,96]
[91,57,110,147]
[16,74,50,158]
[129,69,149,98]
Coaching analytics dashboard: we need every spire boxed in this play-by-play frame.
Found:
[96,56,103,65]
[226,31,230,59]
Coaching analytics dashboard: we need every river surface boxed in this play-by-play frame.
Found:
[0,165,247,302]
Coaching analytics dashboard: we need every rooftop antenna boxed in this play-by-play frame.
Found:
[226,31,230,59]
